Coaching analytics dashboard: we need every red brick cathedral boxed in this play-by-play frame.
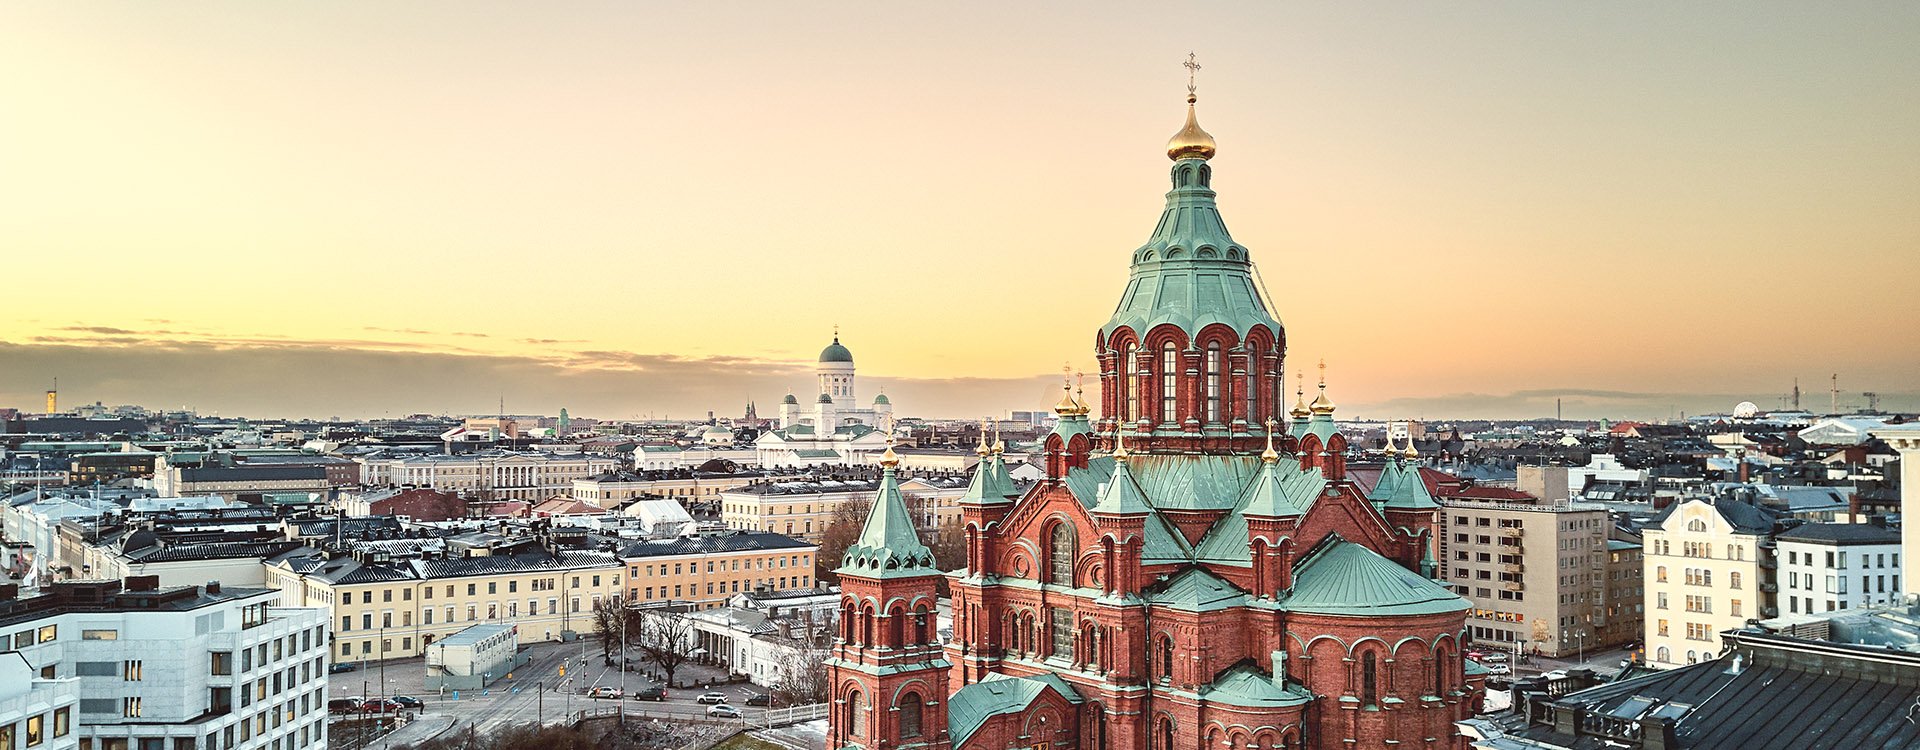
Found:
[826,83,1484,750]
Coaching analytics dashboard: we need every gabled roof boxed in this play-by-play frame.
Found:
[835,467,937,579]
[1148,567,1248,613]
[947,672,1082,747]
[1192,463,1323,567]
[1368,459,1438,510]
[1282,536,1466,617]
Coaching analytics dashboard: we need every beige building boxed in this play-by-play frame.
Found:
[720,475,969,541]
[1440,497,1615,657]
[356,451,618,502]
[1602,536,1645,650]
[1640,496,1781,668]
[264,543,626,663]
[571,471,758,508]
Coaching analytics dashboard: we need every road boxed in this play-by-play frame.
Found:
[329,640,777,743]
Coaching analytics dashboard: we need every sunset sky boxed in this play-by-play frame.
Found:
[3,3,1916,421]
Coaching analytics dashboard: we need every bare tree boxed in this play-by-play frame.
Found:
[814,494,872,584]
[631,611,695,687]
[590,597,636,663]
[772,645,831,705]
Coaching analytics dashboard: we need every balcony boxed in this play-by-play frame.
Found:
[1500,563,1525,574]
[1759,559,1777,570]
[1759,583,1778,593]
[1501,581,1524,592]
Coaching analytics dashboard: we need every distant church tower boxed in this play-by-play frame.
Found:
[819,331,856,401]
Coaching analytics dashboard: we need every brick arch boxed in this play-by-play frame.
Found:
[888,678,934,704]
[1141,323,1191,352]
[1192,322,1241,351]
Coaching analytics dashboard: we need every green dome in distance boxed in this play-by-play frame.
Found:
[782,394,799,405]
[819,336,854,363]
[873,394,890,405]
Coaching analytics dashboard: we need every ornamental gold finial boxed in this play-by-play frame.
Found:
[880,433,900,469]
[976,418,992,457]
[1070,370,1091,415]
[1403,438,1419,461]
[1261,418,1280,464]
[1309,359,1337,416]
[1167,53,1217,162]
[1113,425,1131,463]
[1289,372,1311,420]
[1053,364,1080,416]
[992,421,1005,454]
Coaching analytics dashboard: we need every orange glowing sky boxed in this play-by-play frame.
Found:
[3,3,1917,421]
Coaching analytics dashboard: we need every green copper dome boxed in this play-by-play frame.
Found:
[818,337,854,363]
[1100,116,1283,346]
[872,393,890,405]
[782,394,799,405]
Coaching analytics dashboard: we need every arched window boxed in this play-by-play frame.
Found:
[1205,342,1222,424]
[1244,343,1260,423]
[1158,635,1175,680]
[847,690,865,735]
[888,608,904,647]
[1161,342,1178,424]
[1049,523,1076,586]
[897,692,922,738]
[1656,646,1671,663]
[913,605,929,646]
[1158,717,1175,750]
[1362,652,1378,707]
[1121,342,1137,422]
[1687,519,1708,532]
[862,607,874,645]
[1433,652,1446,696]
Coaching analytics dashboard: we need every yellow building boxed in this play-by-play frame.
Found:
[619,531,818,609]
[720,475,968,541]
[571,471,759,508]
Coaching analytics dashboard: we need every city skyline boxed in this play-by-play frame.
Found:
[4,3,1917,421]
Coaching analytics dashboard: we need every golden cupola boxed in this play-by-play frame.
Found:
[1166,94,1217,162]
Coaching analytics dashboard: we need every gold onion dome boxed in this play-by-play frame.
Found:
[1260,419,1281,464]
[1309,386,1336,416]
[1289,390,1311,420]
[1166,95,1217,162]
[879,441,901,469]
[1053,387,1081,416]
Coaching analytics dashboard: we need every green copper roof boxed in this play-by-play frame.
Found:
[872,393,889,405]
[1063,453,1270,514]
[1048,413,1093,448]
[947,673,1082,747]
[1091,460,1155,516]
[1369,459,1438,510]
[1149,567,1248,613]
[1099,159,1283,344]
[1281,536,1468,617]
[818,337,853,363]
[959,453,1012,506]
[1303,414,1339,447]
[1197,663,1313,709]
[836,467,937,579]
[989,454,1017,500]
[1289,414,1310,440]
[1192,464,1325,566]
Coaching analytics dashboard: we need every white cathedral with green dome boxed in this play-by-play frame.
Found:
[755,332,897,467]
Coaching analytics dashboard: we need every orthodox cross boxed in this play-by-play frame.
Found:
[1318,358,1327,387]
[1184,52,1201,97]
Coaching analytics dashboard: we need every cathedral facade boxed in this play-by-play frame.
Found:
[826,87,1483,750]
[755,334,896,467]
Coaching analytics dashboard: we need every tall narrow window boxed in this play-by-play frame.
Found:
[1050,607,1073,658]
[1121,343,1137,422]
[1158,636,1175,680]
[1362,653,1378,707]
[1161,343,1178,424]
[1049,523,1076,585]
[847,691,865,735]
[898,693,923,738]
[1205,343,1222,424]
[1159,718,1175,750]
[1244,344,1260,423]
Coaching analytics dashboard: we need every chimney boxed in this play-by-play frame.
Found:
[1642,716,1680,750]
[206,581,222,594]
[1269,649,1288,686]
[125,575,160,592]
[0,584,16,601]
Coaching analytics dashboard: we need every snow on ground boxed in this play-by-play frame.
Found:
[751,719,827,750]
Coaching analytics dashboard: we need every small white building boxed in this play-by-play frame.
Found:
[1777,523,1903,615]
[424,623,524,691]
[0,651,79,750]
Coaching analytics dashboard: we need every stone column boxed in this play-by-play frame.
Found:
[1876,426,1920,604]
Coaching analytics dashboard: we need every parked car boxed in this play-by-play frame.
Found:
[1482,663,1512,675]
[695,692,729,705]
[631,686,667,702]
[1481,652,1509,663]
[328,662,359,674]
[359,700,403,714]
[744,694,771,707]
[327,699,362,715]
[706,705,741,719]
[588,687,623,699]
[391,696,424,709]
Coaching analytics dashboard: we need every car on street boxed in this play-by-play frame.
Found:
[327,699,362,715]
[706,705,741,719]
[328,662,359,674]
[744,694,771,707]
[631,686,667,701]
[1482,652,1509,663]
[695,692,729,705]
[588,687,623,699]
[1482,663,1511,675]
[359,699,404,714]
[391,696,425,709]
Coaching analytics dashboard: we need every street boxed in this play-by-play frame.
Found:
[330,639,778,744]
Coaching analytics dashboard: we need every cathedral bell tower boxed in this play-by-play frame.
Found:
[826,443,951,750]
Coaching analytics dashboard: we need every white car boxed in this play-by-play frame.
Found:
[695,692,729,705]
[1482,652,1510,663]
[705,704,741,718]
[587,687,622,699]
[1482,663,1511,675]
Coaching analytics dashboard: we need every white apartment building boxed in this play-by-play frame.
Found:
[355,452,618,502]
[1,578,331,750]
[1641,496,1781,669]
[1777,523,1903,614]
[1439,498,1617,657]
[0,651,80,750]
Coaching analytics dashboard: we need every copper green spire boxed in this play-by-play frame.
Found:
[836,442,936,577]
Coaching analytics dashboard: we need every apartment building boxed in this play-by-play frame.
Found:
[1602,537,1645,650]
[355,452,618,502]
[1777,523,1903,614]
[0,578,331,750]
[0,651,79,750]
[720,474,969,541]
[264,541,624,663]
[1440,497,1615,657]
[1640,496,1782,668]
[570,471,759,508]
[618,531,818,610]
